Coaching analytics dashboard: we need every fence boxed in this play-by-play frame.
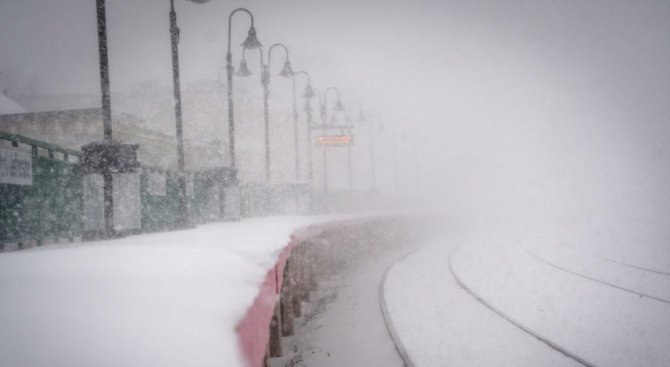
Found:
[1,133,323,251]
[1,133,234,250]
[0,132,83,249]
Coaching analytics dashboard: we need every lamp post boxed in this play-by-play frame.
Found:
[264,44,294,181]
[319,87,344,196]
[237,43,293,182]
[96,0,113,236]
[169,0,189,228]
[345,101,365,193]
[302,83,316,187]
[242,43,295,182]
[225,8,262,170]
[292,71,313,183]
[291,71,314,213]
[368,115,380,192]
[82,0,140,239]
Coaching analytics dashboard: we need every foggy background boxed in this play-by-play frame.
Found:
[1,0,669,246]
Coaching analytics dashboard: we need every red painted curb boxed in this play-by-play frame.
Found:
[234,217,387,367]
[235,237,295,367]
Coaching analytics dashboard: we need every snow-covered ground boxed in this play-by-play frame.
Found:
[0,215,350,367]
[383,227,670,367]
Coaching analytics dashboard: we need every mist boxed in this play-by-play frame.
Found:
[2,0,670,240]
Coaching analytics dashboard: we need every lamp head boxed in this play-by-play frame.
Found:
[302,84,315,99]
[278,60,294,78]
[236,59,252,77]
[303,99,313,113]
[241,26,262,49]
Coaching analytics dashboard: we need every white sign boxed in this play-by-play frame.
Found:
[0,145,32,185]
[147,171,166,196]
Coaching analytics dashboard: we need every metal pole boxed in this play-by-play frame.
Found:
[347,144,353,192]
[306,108,313,185]
[97,0,112,142]
[225,60,236,169]
[96,0,114,236]
[292,77,299,182]
[262,64,271,181]
[321,87,342,195]
[305,102,314,213]
[369,122,377,191]
[169,0,189,227]
[261,44,290,182]
[226,8,256,170]
[393,137,399,201]
[322,130,328,193]
[291,77,300,213]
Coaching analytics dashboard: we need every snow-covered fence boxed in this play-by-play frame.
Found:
[0,133,240,249]
[0,132,83,250]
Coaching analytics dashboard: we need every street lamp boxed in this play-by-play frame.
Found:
[239,43,293,181]
[291,71,313,183]
[319,87,344,195]
[226,8,262,170]
[263,43,294,181]
[236,43,293,182]
[290,71,314,213]
[366,114,383,192]
[301,80,317,189]
[345,101,365,193]
[183,4,260,171]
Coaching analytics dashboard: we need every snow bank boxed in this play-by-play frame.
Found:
[0,215,346,367]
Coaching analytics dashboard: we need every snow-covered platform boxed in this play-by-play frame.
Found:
[0,215,352,367]
[383,232,670,366]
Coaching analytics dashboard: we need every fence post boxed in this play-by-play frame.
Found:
[269,301,283,357]
[291,251,302,317]
[280,259,294,336]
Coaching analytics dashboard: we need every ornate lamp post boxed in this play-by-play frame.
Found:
[319,87,344,194]
[291,71,314,183]
[181,0,262,220]
[289,71,314,213]
[225,8,262,170]
[345,101,365,193]
[238,44,293,181]
[368,115,383,192]
[263,44,294,181]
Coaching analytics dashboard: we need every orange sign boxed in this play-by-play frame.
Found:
[316,135,353,146]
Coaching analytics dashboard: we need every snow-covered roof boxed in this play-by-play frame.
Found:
[0,94,26,114]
